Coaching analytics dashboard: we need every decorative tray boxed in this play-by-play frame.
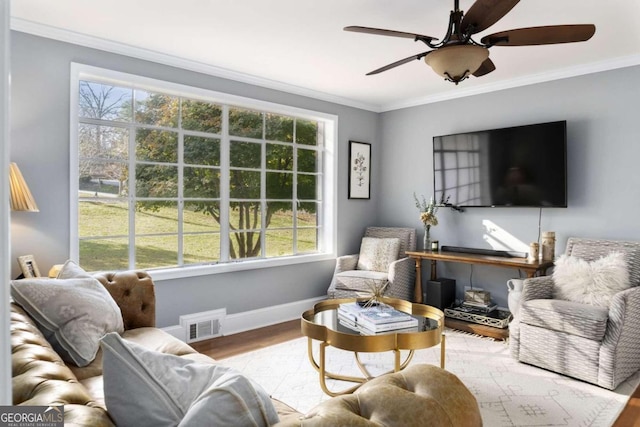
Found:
[444,306,513,329]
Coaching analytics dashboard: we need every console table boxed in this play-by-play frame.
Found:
[405,250,554,304]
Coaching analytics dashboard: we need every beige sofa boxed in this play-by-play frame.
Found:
[11,270,481,426]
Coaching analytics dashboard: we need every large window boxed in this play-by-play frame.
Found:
[71,65,336,278]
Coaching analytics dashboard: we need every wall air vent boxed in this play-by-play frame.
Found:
[179,308,226,343]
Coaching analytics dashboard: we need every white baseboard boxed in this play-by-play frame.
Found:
[161,295,326,341]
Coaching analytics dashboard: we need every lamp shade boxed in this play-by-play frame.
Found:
[425,45,489,84]
[9,162,39,212]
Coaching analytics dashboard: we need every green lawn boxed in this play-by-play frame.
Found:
[79,199,317,271]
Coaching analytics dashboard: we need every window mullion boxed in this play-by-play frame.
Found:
[177,99,184,266]
[292,119,298,254]
[260,114,266,258]
[219,105,230,261]
[128,101,136,270]
[317,122,325,253]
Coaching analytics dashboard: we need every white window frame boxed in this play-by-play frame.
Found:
[70,63,337,281]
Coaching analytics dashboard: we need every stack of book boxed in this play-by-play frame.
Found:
[338,302,419,334]
[460,300,498,313]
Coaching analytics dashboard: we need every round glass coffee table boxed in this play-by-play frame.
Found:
[301,297,445,396]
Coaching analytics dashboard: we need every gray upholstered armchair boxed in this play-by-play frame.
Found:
[510,237,640,390]
[327,227,416,301]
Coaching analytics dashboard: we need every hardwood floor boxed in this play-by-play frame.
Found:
[191,319,302,359]
[191,320,640,425]
[615,388,640,427]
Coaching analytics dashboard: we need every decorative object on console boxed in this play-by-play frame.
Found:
[9,162,39,212]
[17,254,41,278]
[348,140,371,199]
[528,242,539,262]
[541,231,556,261]
[414,192,449,250]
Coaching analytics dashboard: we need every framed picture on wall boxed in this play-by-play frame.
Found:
[18,254,41,278]
[348,141,371,199]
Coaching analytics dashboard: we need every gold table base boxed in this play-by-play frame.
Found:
[301,298,447,397]
[306,334,445,396]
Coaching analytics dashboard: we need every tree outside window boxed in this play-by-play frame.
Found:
[77,80,322,271]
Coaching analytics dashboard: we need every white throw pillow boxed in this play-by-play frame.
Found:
[357,237,401,272]
[10,263,124,367]
[56,259,92,279]
[553,252,631,307]
[100,332,279,427]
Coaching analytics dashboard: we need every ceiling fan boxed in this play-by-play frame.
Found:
[345,0,596,84]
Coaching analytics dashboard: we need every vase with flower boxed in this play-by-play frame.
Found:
[414,192,448,251]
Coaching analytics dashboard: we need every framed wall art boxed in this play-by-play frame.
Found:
[18,254,41,278]
[348,141,371,199]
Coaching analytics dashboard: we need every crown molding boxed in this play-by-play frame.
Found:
[11,18,640,115]
[10,18,383,113]
[380,54,640,112]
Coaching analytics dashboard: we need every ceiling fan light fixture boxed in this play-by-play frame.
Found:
[425,45,489,84]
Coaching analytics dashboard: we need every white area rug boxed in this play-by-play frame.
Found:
[222,329,640,426]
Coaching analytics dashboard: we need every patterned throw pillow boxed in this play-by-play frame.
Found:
[553,252,631,307]
[101,332,279,427]
[10,260,123,367]
[356,237,401,273]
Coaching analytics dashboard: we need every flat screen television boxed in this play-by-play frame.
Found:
[433,121,567,208]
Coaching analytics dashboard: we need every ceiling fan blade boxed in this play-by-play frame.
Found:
[344,26,437,43]
[366,51,431,75]
[472,58,496,77]
[461,0,520,34]
[482,24,596,46]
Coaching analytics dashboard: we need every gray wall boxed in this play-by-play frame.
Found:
[379,65,640,307]
[11,30,640,320]
[1,2,12,405]
[10,32,380,326]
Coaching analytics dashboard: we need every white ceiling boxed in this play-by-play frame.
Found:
[10,0,640,112]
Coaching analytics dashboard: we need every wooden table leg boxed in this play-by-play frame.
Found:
[430,259,437,281]
[413,257,422,303]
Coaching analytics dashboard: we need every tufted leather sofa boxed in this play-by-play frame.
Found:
[11,270,481,426]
